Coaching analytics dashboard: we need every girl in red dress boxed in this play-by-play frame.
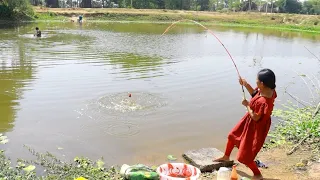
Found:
[214,69,277,180]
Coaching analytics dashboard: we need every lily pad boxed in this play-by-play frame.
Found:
[23,165,36,173]
[0,135,7,140]
[167,155,177,161]
[17,162,26,168]
[0,139,9,144]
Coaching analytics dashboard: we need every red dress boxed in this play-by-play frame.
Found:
[228,88,277,164]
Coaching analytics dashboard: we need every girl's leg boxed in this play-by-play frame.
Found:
[247,161,263,180]
[213,139,234,162]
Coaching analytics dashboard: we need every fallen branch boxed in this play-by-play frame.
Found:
[287,135,310,155]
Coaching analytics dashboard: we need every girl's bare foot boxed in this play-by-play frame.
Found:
[252,174,263,180]
[212,155,230,162]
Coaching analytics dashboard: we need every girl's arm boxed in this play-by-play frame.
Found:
[239,78,255,96]
[242,100,261,121]
[244,83,255,96]
[246,105,261,121]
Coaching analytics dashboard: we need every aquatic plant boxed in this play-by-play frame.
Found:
[266,70,320,157]
[0,144,121,179]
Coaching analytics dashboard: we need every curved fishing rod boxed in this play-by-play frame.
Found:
[161,19,246,100]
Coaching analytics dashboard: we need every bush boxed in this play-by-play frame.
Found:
[0,0,34,20]
[266,102,320,154]
[231,2,243,12]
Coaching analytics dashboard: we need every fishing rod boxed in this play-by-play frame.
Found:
[161,19,246,100]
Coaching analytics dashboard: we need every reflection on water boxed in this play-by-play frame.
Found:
[0,21,319,165]
[107,52,166,79]
[0,35,35,133]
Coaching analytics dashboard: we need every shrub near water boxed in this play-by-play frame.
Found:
[268,103,320,154]
[0,143,121,179]
[0,0,34,20]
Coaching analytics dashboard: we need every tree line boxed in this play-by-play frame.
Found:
[31,0,320,14]
[0,0,319,19]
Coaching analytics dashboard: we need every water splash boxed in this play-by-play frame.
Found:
[82,92,167,116]
[74,92,167,137]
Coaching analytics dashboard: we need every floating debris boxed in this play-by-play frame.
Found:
[167,155,177,161]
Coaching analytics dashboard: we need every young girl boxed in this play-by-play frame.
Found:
[213,68,277,180]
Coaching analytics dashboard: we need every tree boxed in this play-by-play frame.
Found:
[276,0,302,13]
[301,0,320,15]
[199,0,210,10]
[182,0,192,10]
[156,0,165,9]
[46,0,58,7]
[81,0,91,8]
[0,0,34,19]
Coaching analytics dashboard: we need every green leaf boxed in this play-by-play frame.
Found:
[167,155,177,161]
[74,157,80,162]
[0,136,7,140]
[17,162,26,168]
[23,165,36,172]
[0,139,9,144]
[96,159,105,169]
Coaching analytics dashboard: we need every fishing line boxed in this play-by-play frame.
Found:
[161,19,246,100]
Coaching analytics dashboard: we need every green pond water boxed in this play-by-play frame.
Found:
[0,21,319,166]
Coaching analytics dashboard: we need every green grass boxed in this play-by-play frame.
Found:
[0,143,122,180]
[30,8,320,33]
[33,12,68,21]
[265,103,320,156]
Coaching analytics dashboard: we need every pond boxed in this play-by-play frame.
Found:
[0,21,319,166]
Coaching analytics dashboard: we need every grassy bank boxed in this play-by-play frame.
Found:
[32,7,320,33]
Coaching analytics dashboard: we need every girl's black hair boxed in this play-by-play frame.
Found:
[258,68,276,89]
[36,27,39,30]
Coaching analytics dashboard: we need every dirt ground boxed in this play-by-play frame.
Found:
[201,147,320,180]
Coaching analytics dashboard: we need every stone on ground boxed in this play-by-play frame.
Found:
[183,148,234,172]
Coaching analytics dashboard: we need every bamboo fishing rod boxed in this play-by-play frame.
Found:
[161,19,247,100]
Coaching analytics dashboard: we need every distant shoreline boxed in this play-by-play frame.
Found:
[31,7,320,33]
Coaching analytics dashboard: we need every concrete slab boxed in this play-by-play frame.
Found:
[183,147,234,172]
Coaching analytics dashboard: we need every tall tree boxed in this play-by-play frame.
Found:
[182,0,192,10]
[156,0,165,9]
[276,0,302,13]
[198,0,209,10]
[46,0,58,7]
[81,0,91,8]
